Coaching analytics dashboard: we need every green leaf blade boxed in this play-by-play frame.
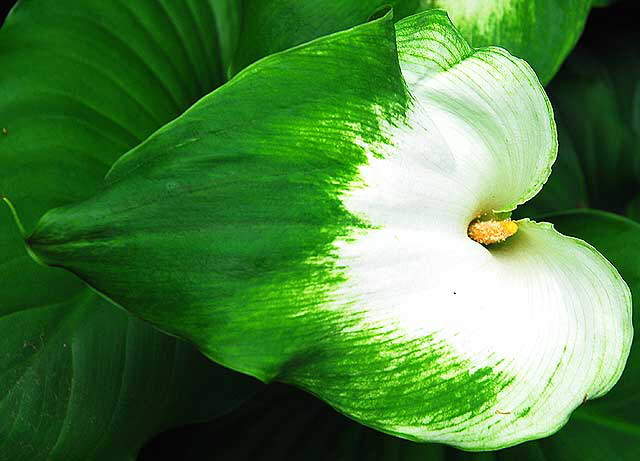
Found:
[0,1,260,459]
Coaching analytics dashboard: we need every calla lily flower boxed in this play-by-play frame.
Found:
[25,10,632,450]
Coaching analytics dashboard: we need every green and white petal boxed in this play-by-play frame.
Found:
[26,10,632,451]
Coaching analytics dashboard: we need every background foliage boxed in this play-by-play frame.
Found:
[0,1,259,460]
[1,0,639,460]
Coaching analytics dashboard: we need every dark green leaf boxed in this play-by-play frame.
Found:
[229,0,420,75]
[0,1,259,459]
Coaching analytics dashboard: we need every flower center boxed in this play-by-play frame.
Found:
[468,219,518,245]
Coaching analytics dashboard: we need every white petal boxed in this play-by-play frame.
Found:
[316,11,631,449]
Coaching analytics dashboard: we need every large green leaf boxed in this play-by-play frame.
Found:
[0,1,259,459]
[230,0,592,83]
[139,211,640,460]
[26,11,632,450]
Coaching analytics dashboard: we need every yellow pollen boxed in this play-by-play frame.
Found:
[468,219,518,245]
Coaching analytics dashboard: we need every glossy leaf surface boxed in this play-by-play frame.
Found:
[627,195,640,223]
[27,11,632,450]
[0,1,258,459]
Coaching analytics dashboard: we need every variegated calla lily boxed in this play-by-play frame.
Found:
[25,10,632,450]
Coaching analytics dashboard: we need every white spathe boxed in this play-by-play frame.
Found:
[324,12,632,450]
